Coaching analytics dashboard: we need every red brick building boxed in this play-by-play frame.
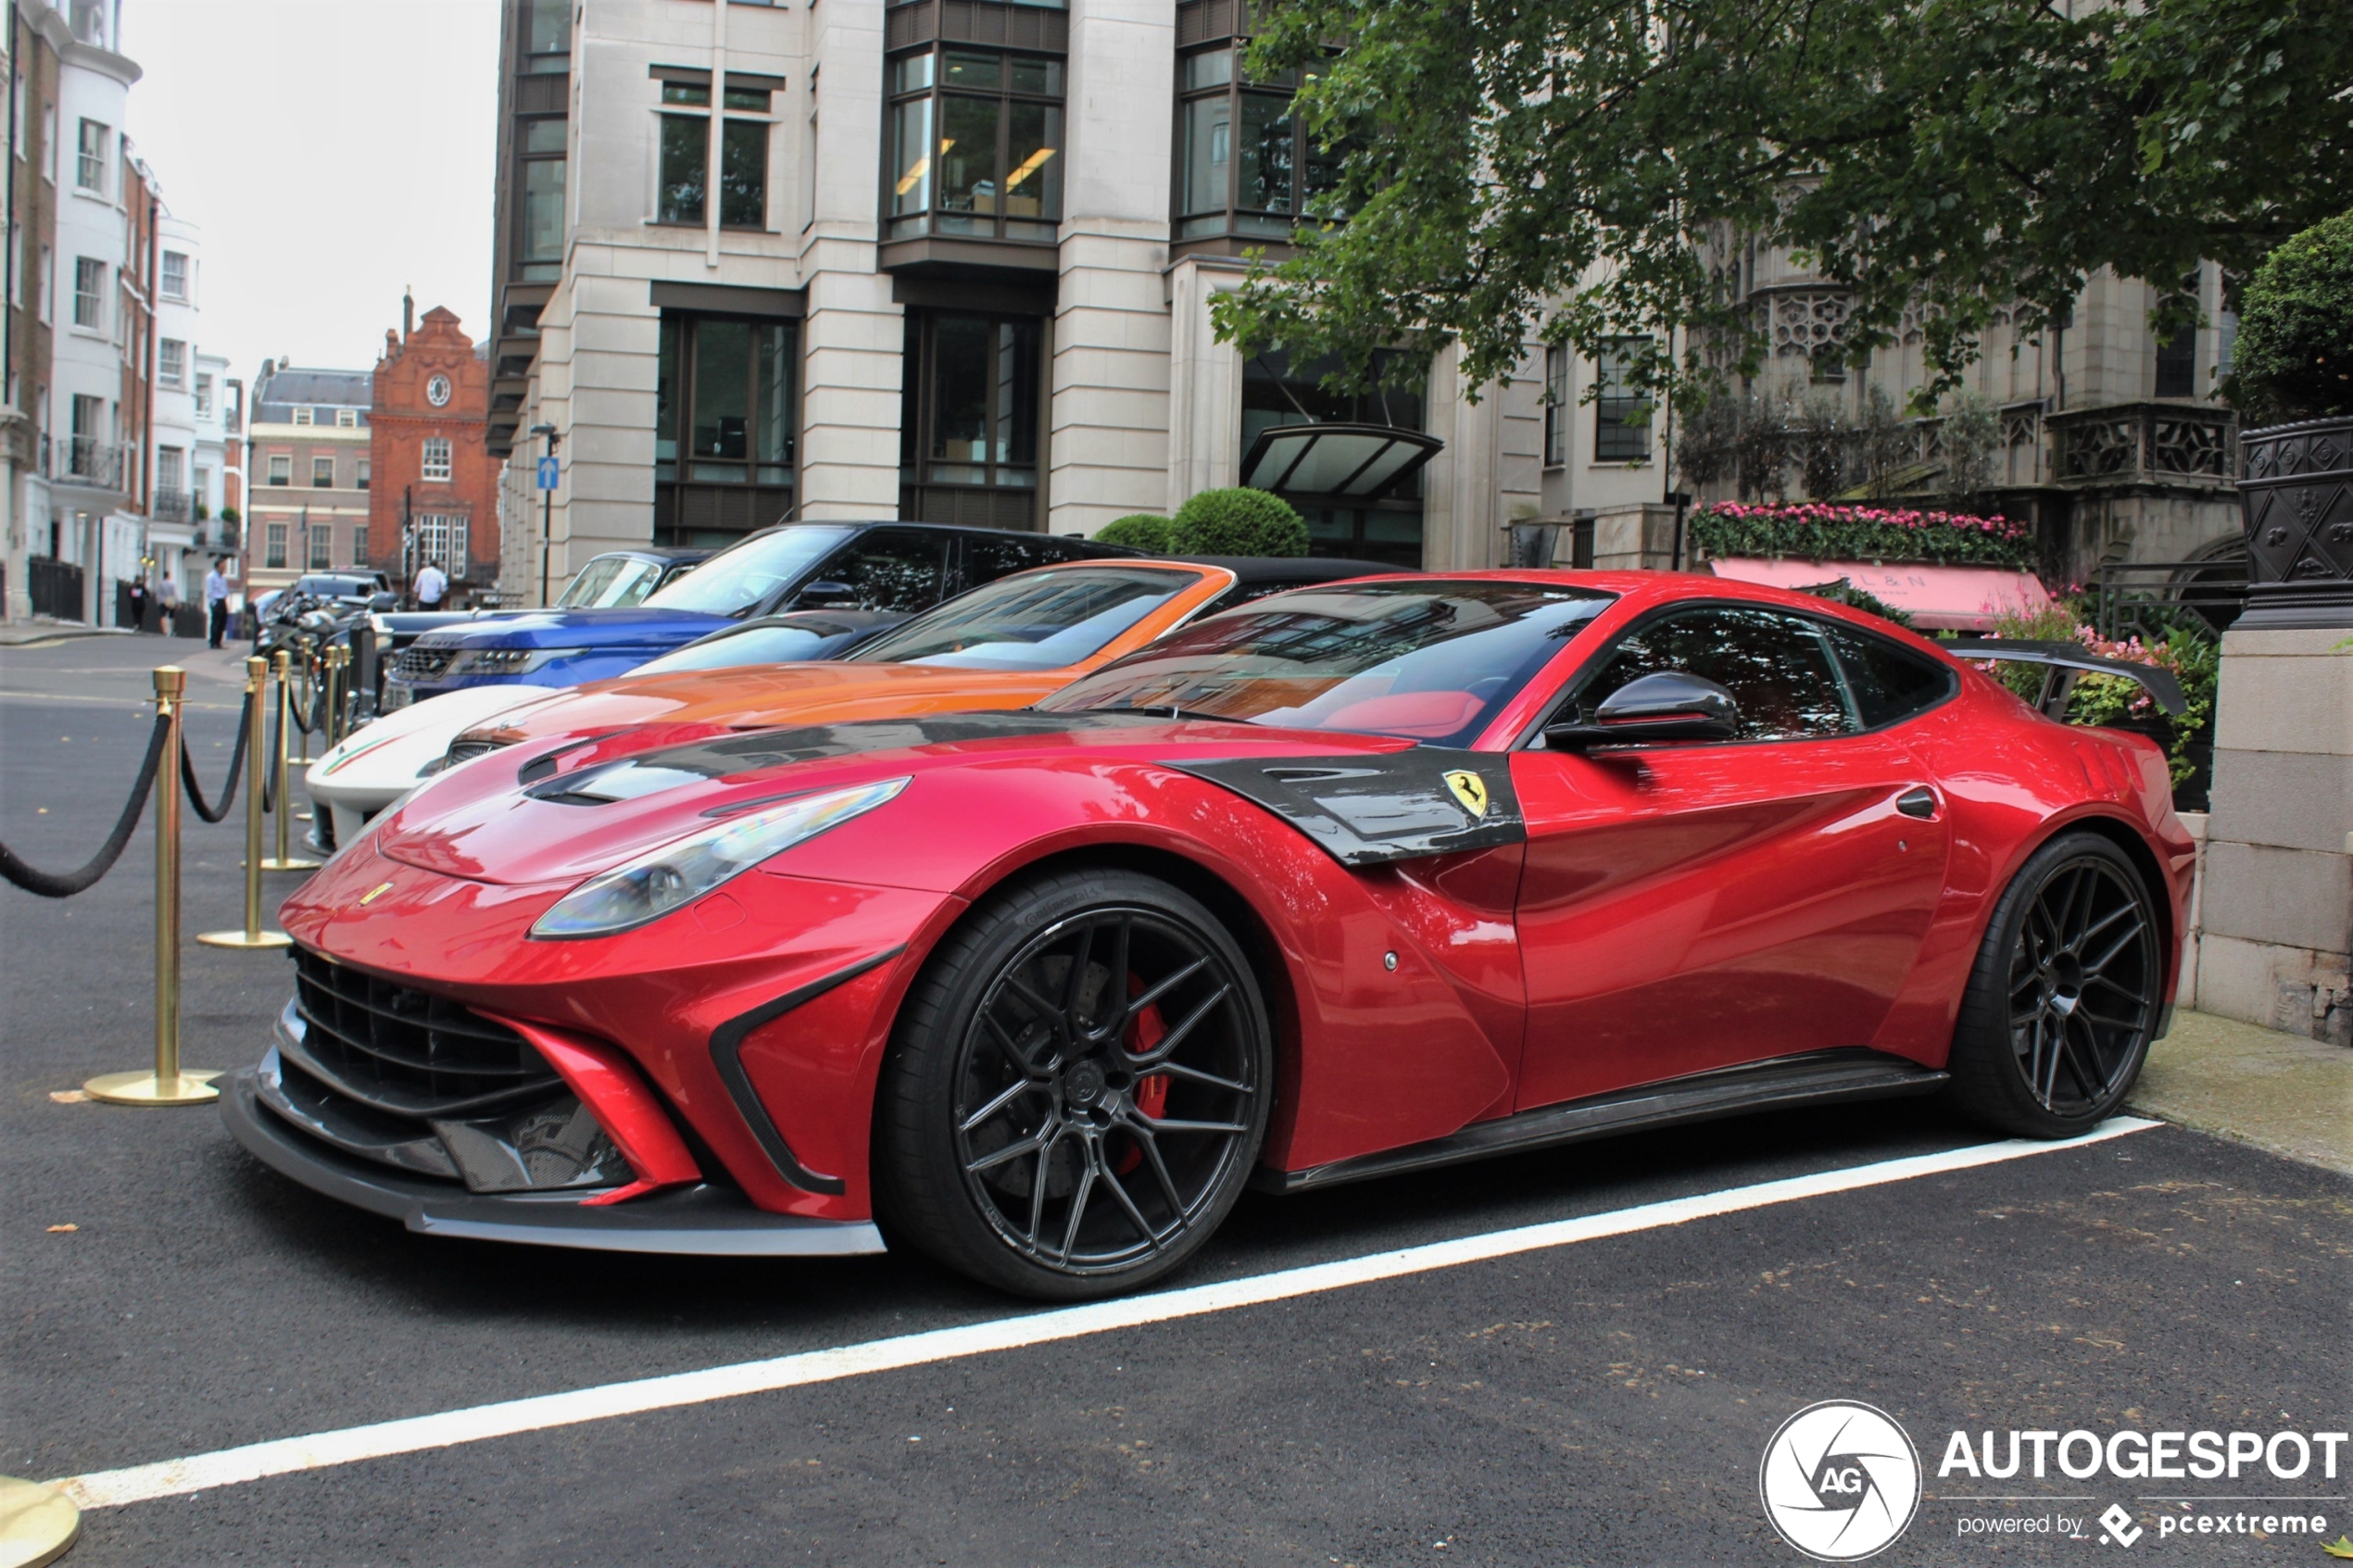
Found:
[370,301,496,595]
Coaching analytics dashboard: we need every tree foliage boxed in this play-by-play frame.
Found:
[1212,0,2353,412]
[2228,210,2353,424]
[1096,513,1176,551]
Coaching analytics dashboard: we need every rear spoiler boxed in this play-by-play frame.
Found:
[1943,639,2186,718]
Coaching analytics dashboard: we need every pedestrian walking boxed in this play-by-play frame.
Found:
[205,558,231,648]
[414,558,448,610]
[158,571,181,635]
[126,576,149,632]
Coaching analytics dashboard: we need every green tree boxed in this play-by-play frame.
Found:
[1213,0,2353,411]
[2227,209,2353,424]
[1095,513,1176,551]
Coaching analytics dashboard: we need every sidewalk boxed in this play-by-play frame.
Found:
[2129,1009,2353,1176]
[0,621,132,646]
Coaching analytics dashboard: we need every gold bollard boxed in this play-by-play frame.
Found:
[198,656,293,950]
[0,1474,80,1568]
[87,668,220,1106]
[261,649,318,873]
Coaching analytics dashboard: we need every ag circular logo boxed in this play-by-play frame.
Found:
[1758,1400,1921,1561]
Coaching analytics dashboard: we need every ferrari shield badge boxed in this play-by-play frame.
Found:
[1442,770,1490,818]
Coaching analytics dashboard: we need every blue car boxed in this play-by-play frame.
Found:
[381,521,1131,708]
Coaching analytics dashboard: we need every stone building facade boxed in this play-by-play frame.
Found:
[484,0,1666,603]
[245,362,371,597]
[370,300,497,593]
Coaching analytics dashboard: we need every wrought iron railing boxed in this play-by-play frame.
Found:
[2090,549,2248,641]
[152,488,192,523]
[59,436,126,489]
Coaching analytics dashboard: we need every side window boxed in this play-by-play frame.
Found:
[1822,624,1956,730]
[810,530,947,610]
[1562,606,1856,743]
[960,533,1052,591]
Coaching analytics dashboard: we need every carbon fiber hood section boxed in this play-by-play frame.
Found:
[1170,750,1525,866]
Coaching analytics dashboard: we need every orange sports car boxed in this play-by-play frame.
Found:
[438,555,1399,768]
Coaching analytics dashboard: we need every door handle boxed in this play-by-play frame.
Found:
[1895,786,1939,820]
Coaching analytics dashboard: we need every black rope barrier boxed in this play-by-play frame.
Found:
[0,710,170,897]
[180,686,255,824]
[261,708,282,814]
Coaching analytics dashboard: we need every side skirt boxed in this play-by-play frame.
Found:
[1257,1048,1949,1194]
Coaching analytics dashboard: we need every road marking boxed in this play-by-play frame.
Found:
[54,1117,2157,1510]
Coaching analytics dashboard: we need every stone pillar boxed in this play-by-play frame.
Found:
[1589,502,1681,571]
[2195,626,2353,1047]
[1164,257,1245,513]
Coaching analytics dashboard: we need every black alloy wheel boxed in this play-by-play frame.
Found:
[875,869,1270,1298]
[1947,831,2162,1136]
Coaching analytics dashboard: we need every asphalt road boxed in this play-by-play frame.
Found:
[3,633,2347,1566]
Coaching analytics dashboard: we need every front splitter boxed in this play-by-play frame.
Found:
[220,1068,887,1258]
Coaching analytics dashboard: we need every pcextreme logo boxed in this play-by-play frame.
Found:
[1760,1400,1924,1562]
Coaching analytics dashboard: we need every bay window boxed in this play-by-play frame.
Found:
[516,118,567,281]
[885,46,1063,245]
[1175,46,1341,246]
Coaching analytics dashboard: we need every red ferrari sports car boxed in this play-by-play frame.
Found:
[224,571,2195,1298]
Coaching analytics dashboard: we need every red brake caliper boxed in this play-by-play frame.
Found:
[1119,975,1170,1174]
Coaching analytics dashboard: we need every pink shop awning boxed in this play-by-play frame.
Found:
[1706,558,2056,632]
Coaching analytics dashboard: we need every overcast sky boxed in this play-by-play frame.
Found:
[122,0,498,392]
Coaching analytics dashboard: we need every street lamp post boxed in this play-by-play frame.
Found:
[531,422,560,608]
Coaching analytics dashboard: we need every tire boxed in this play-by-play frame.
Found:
[1945,830,2164,1137]
[874,867,1273,1299]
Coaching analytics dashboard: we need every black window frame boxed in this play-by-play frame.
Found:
[1592,337,1654,463]
[1542,344,1569,468]
[883,44,1066,248]
[654,311,800,546]
[1172,44,1343,248]
[654,73,775,231]
[520,0,571,76]
[514,114,568,281]
[899,308,1048,529]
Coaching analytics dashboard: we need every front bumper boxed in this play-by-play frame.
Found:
[222,1024,887,1260]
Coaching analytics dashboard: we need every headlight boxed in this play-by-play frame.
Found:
[446,646,579,677]
[529,777,911,939]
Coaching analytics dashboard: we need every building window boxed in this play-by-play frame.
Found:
[37,245,51,322]
[292,406,314,426]
[158,339,185,387]
[308,521,334,570]
[517,117,568,279]
[160,250,189,301]
[158,446,182,491]
[1240,348,1427,566]
[265,521,287,569]
[1174,46,1340,244]
[42,103,56,185]
[357,457,371,491]
[71,257,101,328]
[656,74,773,229]
[267,454,290,485]
[522,0,571,75]
[885,48,1063,245]
[422,436,453,482]
[352,523,369,566]
[417,513,469,576]
[75,117,105,192]
[655,313,798,506]
[309,455,333,487]
[1543,345,1569,468]
[334,407,358,428]
[194,373,212,416]
[1593,339,1654,462]
[898,311,1041,528]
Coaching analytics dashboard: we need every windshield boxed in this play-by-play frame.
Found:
[1038,580,1617,746]
[849,567,1202,671]
[631,621,861,674]
[557,555,669,608]
[642,526,851,616]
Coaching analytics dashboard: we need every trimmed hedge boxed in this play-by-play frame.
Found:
[2230,209,2353,424]
[1096,513,1174,551]
[1170,487,1309,558]
[1690,502,2033,569]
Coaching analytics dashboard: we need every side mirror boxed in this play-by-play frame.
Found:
[1544,670,1741,749]
[369,592,398,610]
[795,578,855,608]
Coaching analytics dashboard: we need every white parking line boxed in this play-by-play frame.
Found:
[55,1117,2158,1511]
